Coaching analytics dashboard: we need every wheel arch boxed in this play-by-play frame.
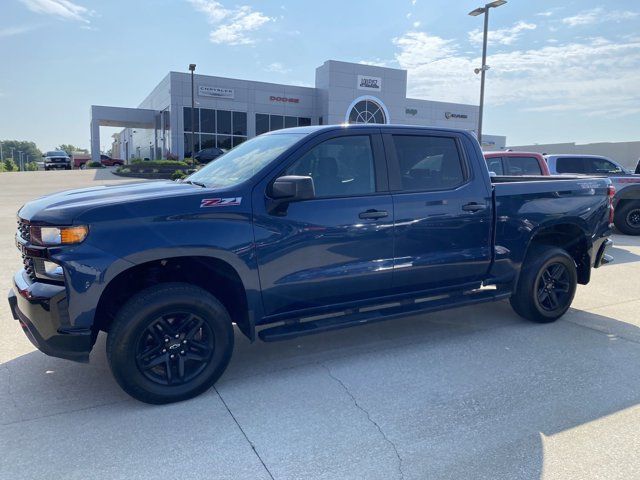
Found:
[521,221,591,286]
[94,255,256,341]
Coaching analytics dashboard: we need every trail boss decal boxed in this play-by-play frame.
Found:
[201,197,242,207]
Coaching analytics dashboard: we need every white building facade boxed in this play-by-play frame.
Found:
[95,60,494,161]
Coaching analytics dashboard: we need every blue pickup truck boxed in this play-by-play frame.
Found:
[9,125,613,404]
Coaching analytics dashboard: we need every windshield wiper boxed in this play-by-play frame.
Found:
[183,180,207,188]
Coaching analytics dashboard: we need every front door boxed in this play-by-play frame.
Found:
[383,129,493,293]
[252,131,394,317]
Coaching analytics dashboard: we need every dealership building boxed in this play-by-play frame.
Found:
[91,60,504,162]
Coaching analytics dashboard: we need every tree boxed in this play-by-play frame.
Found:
[57,144,88,155]
[0,140,41,162]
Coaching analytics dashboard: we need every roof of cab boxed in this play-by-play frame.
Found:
[265,123,473,136]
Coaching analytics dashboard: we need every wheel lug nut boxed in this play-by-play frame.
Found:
[164,338,169,342]
[180,350,185,355]
[162,349,167,353]
[175,334,180,339]
[170,354,175,359]
[182,340,187,344]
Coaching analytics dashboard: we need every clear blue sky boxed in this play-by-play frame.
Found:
[1,0,639,151]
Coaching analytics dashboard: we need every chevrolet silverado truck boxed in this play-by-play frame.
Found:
[546,154,640,235]
[9,125,614,404]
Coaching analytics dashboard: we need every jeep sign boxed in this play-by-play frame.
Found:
[357,75,382,92]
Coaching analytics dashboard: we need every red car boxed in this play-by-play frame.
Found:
[73,154,124,169]
[484,151,550,176]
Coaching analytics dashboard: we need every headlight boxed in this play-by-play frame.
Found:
[30,225,89,246]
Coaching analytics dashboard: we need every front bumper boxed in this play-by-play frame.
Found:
[8,270,92,362]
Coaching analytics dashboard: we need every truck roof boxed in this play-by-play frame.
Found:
[265,124,473,136]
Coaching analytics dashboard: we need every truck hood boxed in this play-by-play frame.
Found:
[18,180,204,224]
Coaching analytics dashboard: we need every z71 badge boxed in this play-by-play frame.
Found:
[200,197,242,207]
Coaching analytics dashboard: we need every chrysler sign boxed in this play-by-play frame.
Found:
[357,75,382,91]
[199,86,235,99]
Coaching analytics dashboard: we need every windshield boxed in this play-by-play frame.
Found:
[186,133,305,188]
[46,151,68,157]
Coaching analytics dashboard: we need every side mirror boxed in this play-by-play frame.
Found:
[271,175,315,201]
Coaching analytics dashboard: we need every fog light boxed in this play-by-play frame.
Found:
[43,261,63,277]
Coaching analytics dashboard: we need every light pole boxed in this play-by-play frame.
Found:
[469,0,506,146]
[188,63,196,159]
[0,142,3,161]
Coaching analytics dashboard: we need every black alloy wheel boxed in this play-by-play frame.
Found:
[135,312,215,386]
[535,263,571,312]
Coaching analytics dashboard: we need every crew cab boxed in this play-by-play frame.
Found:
[546,154,640,235]
[484,151,549,176]
[9,125,613,404]
[43,151,71,171]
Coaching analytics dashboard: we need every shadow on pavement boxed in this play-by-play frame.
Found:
[3,302,640,479]
[607,245,640,265]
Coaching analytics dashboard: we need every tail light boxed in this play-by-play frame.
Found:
[608,185,616,224]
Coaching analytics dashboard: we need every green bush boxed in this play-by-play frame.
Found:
[3,159,17,172]
[171,170,187,180]
[25,161,39,171]
[130,158,144,164]
[87,161,104,168]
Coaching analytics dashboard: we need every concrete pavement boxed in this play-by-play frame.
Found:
[2,170,640,479]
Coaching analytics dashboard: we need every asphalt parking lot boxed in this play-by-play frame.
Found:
[2,170,640,480]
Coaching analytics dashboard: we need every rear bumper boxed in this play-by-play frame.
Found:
[8,271,92,363]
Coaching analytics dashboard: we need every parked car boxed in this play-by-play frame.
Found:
[484,151,550,176]
[73,153,124,169]
[43,150,71,171]
[545,154,640,235]
[10,124,613,404]
[194,147,225,164]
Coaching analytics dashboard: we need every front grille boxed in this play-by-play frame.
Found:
[17,218,37,281]
[23,254,36,281]
[17,218,30,242]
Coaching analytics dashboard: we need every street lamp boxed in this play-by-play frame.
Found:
[469,0,507,145]
[188,63,196,159]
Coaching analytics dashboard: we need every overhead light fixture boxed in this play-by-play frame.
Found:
[487,0,507,7]
[468,7,485,16]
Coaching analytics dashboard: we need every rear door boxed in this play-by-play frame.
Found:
[252,130,395,316]
[383,128,493,293]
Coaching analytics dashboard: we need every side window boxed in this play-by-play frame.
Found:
[392,135,465,191]
[556,157,586,174]
[285,135,376,198]
[486,157,504,175]
[587,158,622,174]
[507,157,542,175]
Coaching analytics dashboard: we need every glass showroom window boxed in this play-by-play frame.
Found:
[347,99,386,124]
[183,107,247,157]
[255,114,312,135]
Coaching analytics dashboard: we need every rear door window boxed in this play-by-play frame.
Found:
[391,135,466,191]
[506,156,542,175]
[556,157,587,174]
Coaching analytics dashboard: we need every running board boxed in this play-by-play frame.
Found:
[258,288,511,342]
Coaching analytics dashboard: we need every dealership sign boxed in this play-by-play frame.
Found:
[199,86,235,99]
[357,75,382,91]
[270,96,300,103]
[445,112,468,119]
